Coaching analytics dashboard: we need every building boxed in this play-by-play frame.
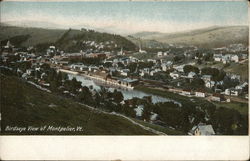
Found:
[213,54,222,62]
[134,105,144,117]
[195,90,206,97]
[173,65,185,72]
[182,89,192,96]
[230,89,239,96]
[235,82,248,90]
[225,89,231,95]
[119,78,139,88]
[205,81,215,88]
[91,70,111,80]
[189,123,215,136]
[201,75,212,82]
[221,55,231,64]
[187,72,196,79]
[157,51,163,57]
[231,55,239,62]
[120,69,130,76]
[169,72,180,79]
[211,93,225,102]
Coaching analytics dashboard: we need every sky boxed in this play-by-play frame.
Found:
[0,1,248,34]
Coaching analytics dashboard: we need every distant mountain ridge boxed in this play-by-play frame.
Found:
[130,26,249,48]
[1,24,248,50]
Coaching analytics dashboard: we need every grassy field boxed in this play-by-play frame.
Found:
[132,119,185,135]
[213,102,248,116]
[223,61,249,81]
[0,75,154,135]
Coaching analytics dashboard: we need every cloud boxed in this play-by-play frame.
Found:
[1,10,247,35]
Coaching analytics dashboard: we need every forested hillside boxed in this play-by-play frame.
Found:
[0,25,137,52]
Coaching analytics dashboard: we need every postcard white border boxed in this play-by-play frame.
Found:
[0,136,249,160]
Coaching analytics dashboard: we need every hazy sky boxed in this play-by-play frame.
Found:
[1,1,248,34]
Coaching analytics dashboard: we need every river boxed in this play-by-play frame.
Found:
[67,73,181,106]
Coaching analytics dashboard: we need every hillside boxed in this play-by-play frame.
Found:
[0,25,66,47]
[130,26,249,48]
[0,25,137,52]
[0,74,154,135]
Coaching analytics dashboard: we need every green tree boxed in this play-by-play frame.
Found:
[112,89,124,104]
[183,65,200,74]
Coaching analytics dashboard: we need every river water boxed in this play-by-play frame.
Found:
[67,73,181,106]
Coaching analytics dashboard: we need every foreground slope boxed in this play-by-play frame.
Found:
[0,75,154,135]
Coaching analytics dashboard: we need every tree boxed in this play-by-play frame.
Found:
[103,62,112,68]
[211,107,245,135]
[183,65,200,74]
[117,62,125,68]
[112,89,124,104]
[64,78,82,93]
[197,59,202,65]
[77,86,93,105]
[142,105,151,121]
[127,63,137,73]
[201,67,225,81]
[173,55,182,63]
[41,63,51,71]
[190,78,205,89]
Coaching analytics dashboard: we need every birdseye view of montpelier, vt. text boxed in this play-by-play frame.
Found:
[0,1,248,135]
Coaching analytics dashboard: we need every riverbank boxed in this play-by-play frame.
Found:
[58,68,134,89]
[135,85,248,116]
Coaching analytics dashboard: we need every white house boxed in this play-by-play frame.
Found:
[170,72,180,79]
[201,75,212,82]
[26,69,34,75]
[213,54,222,62]
[236,82,248,90]
[147,59,157,63]
[120,69,130,76]
[163,52,168,56]
[188,72,196,79]
[225,89,231,95]
[182,90,192,96]
[221,54,231,64]
[214,57,222,62]
[161,61,173,71]
[230,89,239,96]
[161,64,167,71]
[205,81,215,88]
[195,90,206,97]
[173,64,185,72]
[227,73,241,81]
[150,70,156,76]
[189,123,215,136]
[211,93,224,102]
[134,105,144,117]
[157,51,163,57]
[231,55,239,62]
